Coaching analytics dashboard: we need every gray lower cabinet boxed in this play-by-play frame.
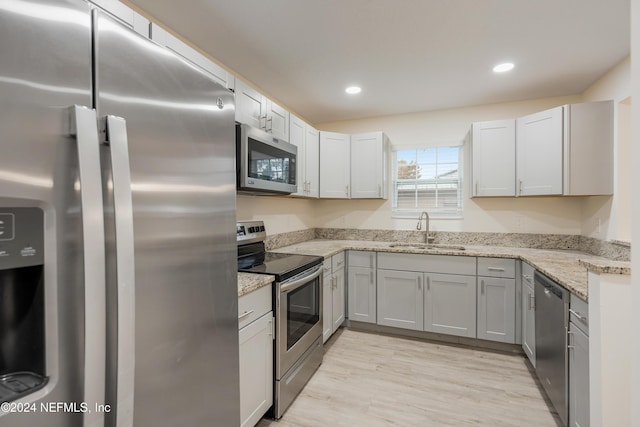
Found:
[569,294,589,427]
[521,262,536,366]
[377,269,423,330]
[238,285,274,427]
[323,253,346,343]
[348,251,377,323]
[477,276,516,343]
[425,273,476,338]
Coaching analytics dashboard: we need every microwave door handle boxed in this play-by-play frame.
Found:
[68,105,106,427]
[280,265,323,293]
[102,115,136,427]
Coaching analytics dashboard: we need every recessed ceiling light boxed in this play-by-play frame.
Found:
[493,62,515,73]
[345,86,362,94]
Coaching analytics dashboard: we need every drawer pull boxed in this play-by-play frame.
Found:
[238,310,254,320]
[487,267,505,272]
[569,308,587,321]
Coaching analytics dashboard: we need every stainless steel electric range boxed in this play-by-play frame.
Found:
[237,221,324,419]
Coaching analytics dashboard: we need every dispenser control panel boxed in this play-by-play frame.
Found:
[0,208,44,269]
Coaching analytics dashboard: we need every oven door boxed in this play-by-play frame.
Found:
[237,123,297,194]
[276,264,323,378]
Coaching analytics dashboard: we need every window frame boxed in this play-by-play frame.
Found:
[391,146,464,219]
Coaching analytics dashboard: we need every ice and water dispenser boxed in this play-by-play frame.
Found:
[0,208,47,403]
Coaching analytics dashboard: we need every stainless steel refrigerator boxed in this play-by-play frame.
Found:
[0,1,239,426]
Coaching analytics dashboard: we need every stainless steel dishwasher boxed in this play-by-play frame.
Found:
[534,271,569,426]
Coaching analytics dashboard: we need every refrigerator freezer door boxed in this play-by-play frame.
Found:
[0,1,103,427]
[93,10,240,427]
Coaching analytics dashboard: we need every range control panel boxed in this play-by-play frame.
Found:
[0,208,44,270]
[236,221,266,245]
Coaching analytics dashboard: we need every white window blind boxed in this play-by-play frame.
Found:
[392,146,463,218]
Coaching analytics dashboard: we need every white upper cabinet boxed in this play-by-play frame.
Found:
[563,100,613,195]
[305,126,320,198]
[320,131,351,198]
[235,80,290,141]
[289,115,320,198]
[289,115,306,197]
[235,80,267,130]
[516,106,564,196]
[350,132,388,199]
[265,99,290,141]
[471,120,516,197]
[149,23,234,90]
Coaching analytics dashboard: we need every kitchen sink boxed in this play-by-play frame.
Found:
[388,243,466,251]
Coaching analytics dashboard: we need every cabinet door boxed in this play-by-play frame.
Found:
[377,270,423,331]
[424,273,476,338]
[569,323,589,427]
[351,132,384,199]
[522,278,536,367]
[239,312,274,427]
[305,125,320,198]
[289,115,306,196]
[319,131,350,198]
[477,277,516,343]
[235,80,266,129]
[471,120,516,197]
[322,270,332,343]
[266,99,290,141]
[516,106,563,196]
[348,266,376,324]
[332,268,345,333]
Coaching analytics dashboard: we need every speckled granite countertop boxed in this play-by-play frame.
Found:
[271,240,631,302]
[238,272,274,297]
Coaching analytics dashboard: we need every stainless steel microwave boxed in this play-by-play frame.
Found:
[236,123,297,194]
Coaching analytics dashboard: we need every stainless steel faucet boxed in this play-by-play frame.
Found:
[417,211,431,244]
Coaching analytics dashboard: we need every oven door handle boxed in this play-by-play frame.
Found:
[280,265,323,293]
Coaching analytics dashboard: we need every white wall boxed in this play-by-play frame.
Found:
[580,57,632,241]
[236,195,317,235]
[630,0,640,424]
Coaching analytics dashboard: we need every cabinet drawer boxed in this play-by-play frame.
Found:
[348,250,375,268]
[570,294,588,334]
[377,252,476,276]
[332,252,345,271]
[478,258,516,278]
[238,284,272,330]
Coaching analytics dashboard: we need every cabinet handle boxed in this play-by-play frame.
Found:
[569,308,587,321]
[487,267,505,272]
[519,179,523,195]
[370,271,374,284]
[370,253,374,269]
[418,276,422,291]
[266,116,273,131]
[523,274,533,284]
[426,276,431,291]
[567,330,574,349]
[259,114,267,129]
[268,318,274,339]
[345,185,349,196]
[238,310,254,320]
[528,294,535,310]
[481,279,485,294]
[475,181,478,196]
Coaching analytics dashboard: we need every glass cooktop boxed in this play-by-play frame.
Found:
[238,251,322,282]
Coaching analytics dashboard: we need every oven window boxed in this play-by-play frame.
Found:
[286,277,320,350]
[248,138,296,185]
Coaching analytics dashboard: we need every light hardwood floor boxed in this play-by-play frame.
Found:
[257,328,561,427]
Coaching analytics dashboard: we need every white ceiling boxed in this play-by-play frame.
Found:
[127,0,630,124]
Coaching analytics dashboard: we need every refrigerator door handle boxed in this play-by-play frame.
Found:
[68,105,107,427]
[103,115,136,427]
